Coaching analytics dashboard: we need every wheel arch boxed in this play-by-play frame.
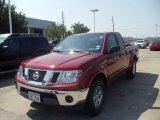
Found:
[90,73,107,88]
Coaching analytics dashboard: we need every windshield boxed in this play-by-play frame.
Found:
[137,41,144,43]
[54,34,104,53]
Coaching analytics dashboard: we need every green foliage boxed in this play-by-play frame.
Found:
[0,1,27,33]
[65,30,72,36]
[71,22,90,34]
[45,22,66,40]
[45,22,90,39]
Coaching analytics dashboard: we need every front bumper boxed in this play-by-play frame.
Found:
[16,82,89,106]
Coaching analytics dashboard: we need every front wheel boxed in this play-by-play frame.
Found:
[126,59,137,79]
[84,79,105,116]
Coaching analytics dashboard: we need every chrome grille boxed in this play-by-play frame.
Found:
[28,69,46,82]
[50,72,60,83]
[22,68,61,85]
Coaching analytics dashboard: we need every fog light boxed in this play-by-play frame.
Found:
[65,96,73,103]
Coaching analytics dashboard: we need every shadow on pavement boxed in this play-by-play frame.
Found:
[26,72,159,120]
[0,72,16,88]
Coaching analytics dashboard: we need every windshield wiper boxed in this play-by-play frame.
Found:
[72,50,90,53]
[53,50,64,52]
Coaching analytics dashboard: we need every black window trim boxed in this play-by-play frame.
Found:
[115,33,125,50]
[106,33,119,54]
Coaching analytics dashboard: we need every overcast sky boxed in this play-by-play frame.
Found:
[12,0,160,38]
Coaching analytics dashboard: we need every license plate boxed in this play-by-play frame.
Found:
[28,92,41,103]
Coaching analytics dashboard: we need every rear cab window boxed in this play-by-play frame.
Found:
[106,34,118,53]
[115,33,125,50]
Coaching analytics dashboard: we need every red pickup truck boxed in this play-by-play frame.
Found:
[15,32,138,116]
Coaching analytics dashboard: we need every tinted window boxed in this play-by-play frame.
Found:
[0,37,6,43]
[1,39,19,55]
[115,33,125,50]
[19,37,33,53]
[3,39,19,50]
[107,35,118,53]
[33,37,49,49]
[39,37,49,48]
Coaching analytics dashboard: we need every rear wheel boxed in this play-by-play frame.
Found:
[126,59,137,79]
[84,79,105,116]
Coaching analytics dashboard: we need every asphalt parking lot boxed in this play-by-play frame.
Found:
[0,49,160,120]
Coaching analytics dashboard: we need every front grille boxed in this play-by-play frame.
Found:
[50,72,60,83]
[28,69,46,82]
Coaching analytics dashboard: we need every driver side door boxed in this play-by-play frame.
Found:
[105,34,121,82]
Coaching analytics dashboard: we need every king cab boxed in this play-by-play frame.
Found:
[15,32,138,116]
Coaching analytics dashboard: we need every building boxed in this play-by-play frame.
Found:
[26,17,54,36]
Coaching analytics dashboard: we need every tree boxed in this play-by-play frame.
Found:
[65,30,72,36]
[71,22,90,34]
[0,0,27,33]
[45,22,66,40]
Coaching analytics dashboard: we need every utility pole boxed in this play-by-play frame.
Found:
[8,0,12,33]
[91,9,99,32]
[62,11,65,38]
[155,24,158,40]
[112,16,114,32]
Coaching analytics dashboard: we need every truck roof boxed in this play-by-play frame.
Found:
[72,32,120,36]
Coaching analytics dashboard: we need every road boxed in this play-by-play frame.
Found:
[0,49,160,120]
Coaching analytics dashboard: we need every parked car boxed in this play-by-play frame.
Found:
[15,32,139,116]
[149,41,160,51]
[134,40,147,49]
[0,33,50,74]
[130,41,136,45]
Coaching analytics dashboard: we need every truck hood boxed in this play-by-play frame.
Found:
[22,52,101,70]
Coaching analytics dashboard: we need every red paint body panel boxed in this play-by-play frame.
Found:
[15,32,139,91]
[22,52,101,70]
[149,42,160,50]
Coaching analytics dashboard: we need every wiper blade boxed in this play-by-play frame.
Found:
[53,50,64,52]
[72,50,90,53]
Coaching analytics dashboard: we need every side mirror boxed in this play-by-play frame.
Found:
[109,45,120,54]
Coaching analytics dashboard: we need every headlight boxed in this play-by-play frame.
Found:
[58,70,83,84]
[18,65,22,76]
[18,65,25,78]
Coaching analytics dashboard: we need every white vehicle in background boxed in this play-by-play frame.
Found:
[134,40,147,49]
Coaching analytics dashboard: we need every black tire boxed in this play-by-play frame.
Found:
[84,79,105,116]
[126,59,137,79]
